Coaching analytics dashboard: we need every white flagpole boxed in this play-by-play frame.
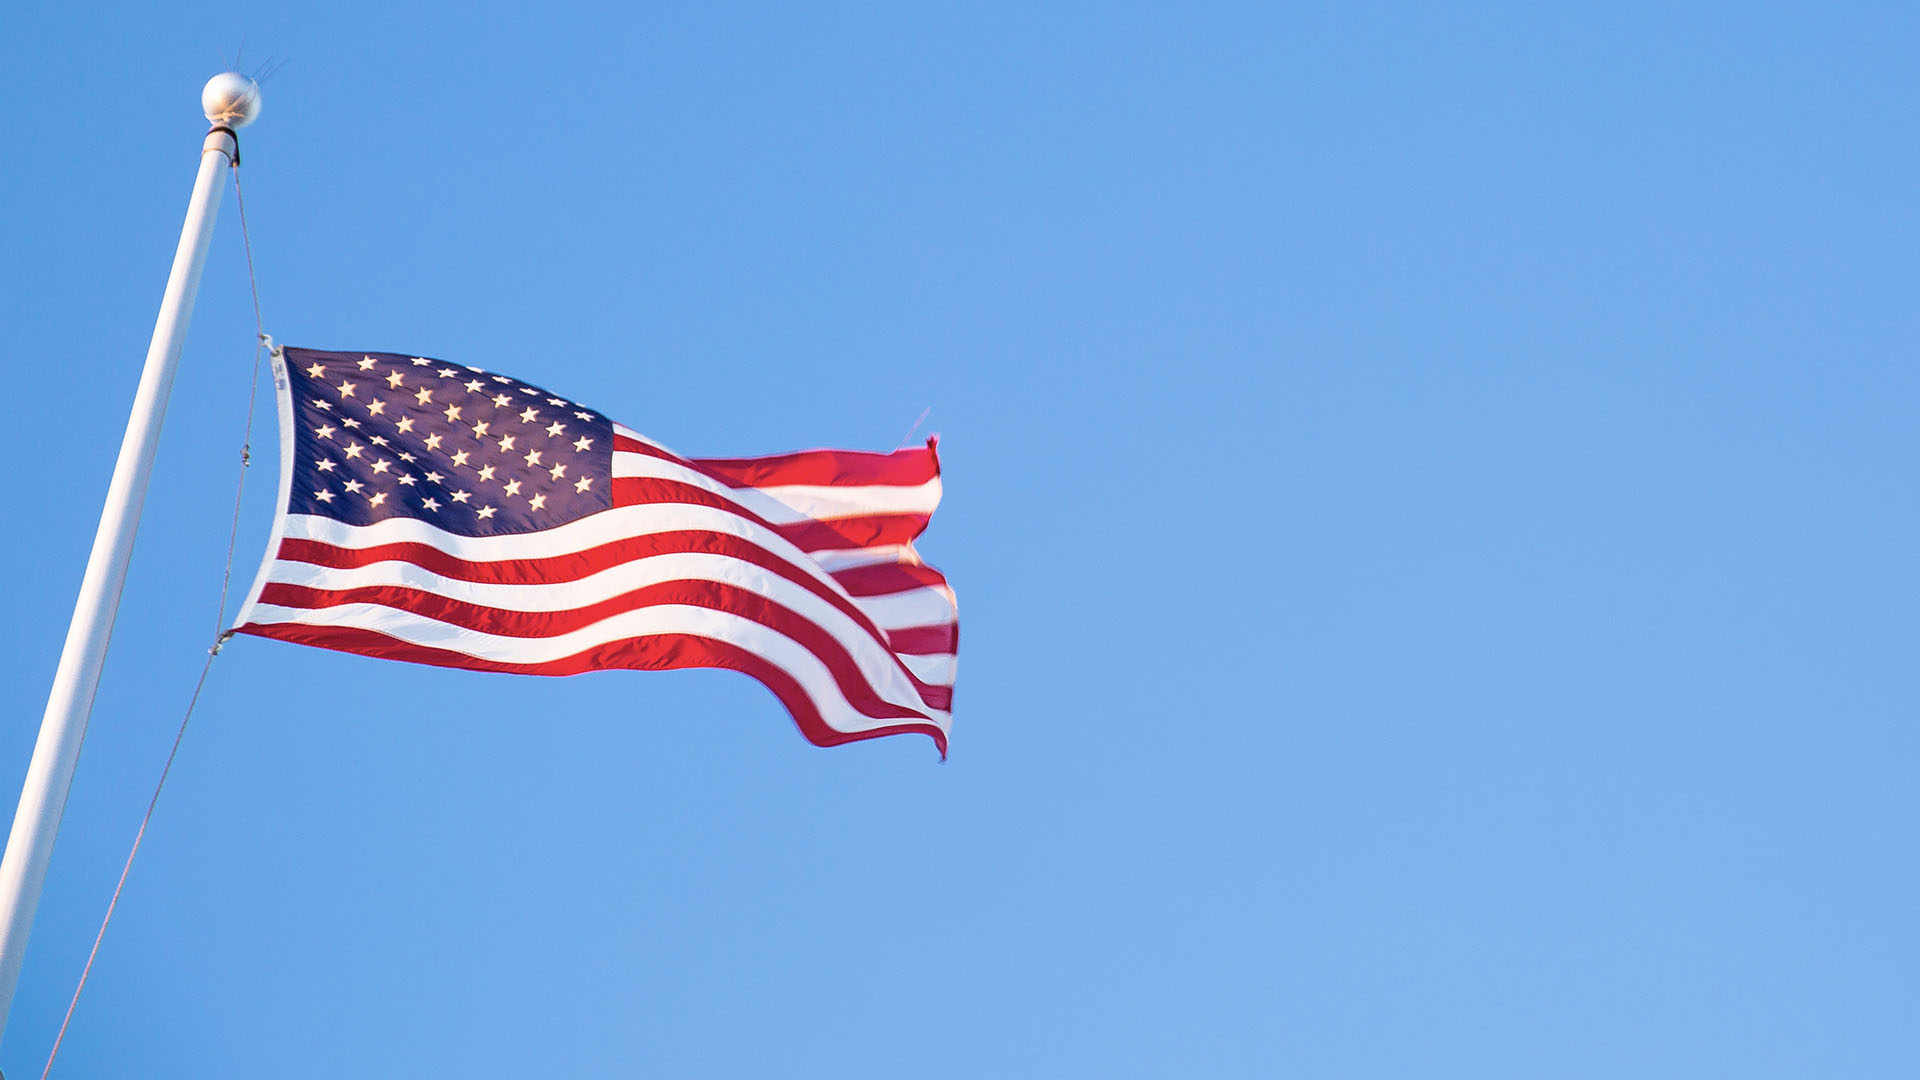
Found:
[0,73,261,1042]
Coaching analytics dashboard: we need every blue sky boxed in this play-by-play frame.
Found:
[1,3,1915,1076]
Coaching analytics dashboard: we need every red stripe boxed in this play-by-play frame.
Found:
[233,623,946,757]
[615,434,940,489]
[830,561,950,597]
[277,529,928,693]
[280,528,890,650]
[770,513,932,551]
[609,476,931,550]
[255,579,954,713]
[886,623,958,655]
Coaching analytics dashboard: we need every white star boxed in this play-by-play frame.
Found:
[438,367,460,378]
[336,381,357,398]
[398,474,418,486]
[411,357,431,366]
[528,494,547,511]
[574,411,594,421]
[370,436,389,447]
[316,459,337,472]
[385,371,405,388]
[371,459,392,474]
[314,490,334,502]
[497,434,517,452]
[572,436,593,451]
[312,400,333,411]
[313,424,336,440]
[477,464,497,482]
[464,378,485,392]
[398,452,417,463]
[444,404,463,422]
[366,399,386,417]
[424,433,444,451]
[421,497,440,511]
[395,417,415,434]
[493,375,512,384]
[471,420,491,438]
[467,365,484,373]
[451,490,471,503]
[451,449,471,467]
[546,422,566,437]
[343,479,365,494]
[502,479,522,496]
[424,471,444,484]
[341,418,361,429]
[368,491,388,507]
[305,362,325,378]
[519,407,540,423]
[344,443,365,459]
[546,397,567,407]
[414,388,434,405]
[574,476,593,492]
[519,387,538,396]
[476,505,497,519]
[492,393,512,407]
[523,449,543,467]
[548,462,568,479]
[357,356,378,371]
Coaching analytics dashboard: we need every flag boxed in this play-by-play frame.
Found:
[230,347,956,754]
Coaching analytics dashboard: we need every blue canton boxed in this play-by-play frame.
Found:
[282,348,615,537]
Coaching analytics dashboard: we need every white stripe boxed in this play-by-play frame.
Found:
[278,508,943,641]
[266,551,947,705]
[242,600,949,736]
[748,478,941,521]
[281,503,754,556]
[899,652,957,686]
[849,584,958,633]
[813,544,922,572]
[280,499,854,603]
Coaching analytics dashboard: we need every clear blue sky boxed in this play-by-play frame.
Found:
[1,3,1915,1076]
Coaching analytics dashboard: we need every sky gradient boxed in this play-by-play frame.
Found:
[1,3,1915,1076]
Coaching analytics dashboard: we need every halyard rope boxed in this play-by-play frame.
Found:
[217,154,269,637]
[36,652,217,1080]
[40,146,267,1080]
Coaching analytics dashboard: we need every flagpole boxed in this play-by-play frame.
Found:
[0,73,261,1043]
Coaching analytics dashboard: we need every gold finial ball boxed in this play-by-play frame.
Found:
[202,73,262,128]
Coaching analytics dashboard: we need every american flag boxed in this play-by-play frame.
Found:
[230,347,956,754]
